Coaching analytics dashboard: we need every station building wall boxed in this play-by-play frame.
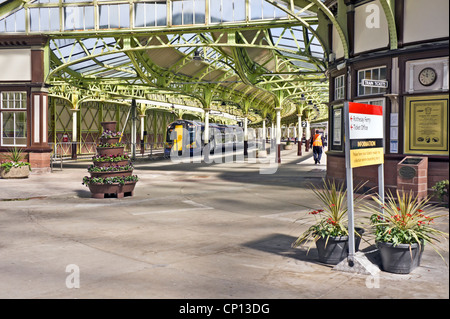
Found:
[326,0,449,198]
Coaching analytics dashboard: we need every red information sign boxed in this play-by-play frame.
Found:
[348,102,384,168]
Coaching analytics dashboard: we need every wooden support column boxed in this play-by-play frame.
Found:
[297,114,302,156]
[276,107,281,163]
[29,87,51,172]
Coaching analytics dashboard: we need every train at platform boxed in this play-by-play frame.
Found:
[164,120,244,157]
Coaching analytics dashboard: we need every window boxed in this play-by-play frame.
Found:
[1,92,27,146]
[250,0,287,20]
[210,0,245,23]
[331,106,343,150]
[358,66,387,96]
[98,4,129,29]
[64,6,95,31]
[334,75,345,100]
[135,1,167,28]
[172,0,206,25]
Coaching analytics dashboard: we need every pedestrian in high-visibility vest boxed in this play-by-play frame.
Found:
[311,130,323,165]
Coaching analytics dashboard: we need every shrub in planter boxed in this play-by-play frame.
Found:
[82,175,139,186]
[432,180,449,207]
[100,121,117,132]
[364,190,449,274]
[92,154,130,167]
[284,139,293,150]
[100,130,123,144]
[82,175,139,198]
[291,178,368,264]
[96,142,125,157]
[0,147,31,179]
[88,164,134,178]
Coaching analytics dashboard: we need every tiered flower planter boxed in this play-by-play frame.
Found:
[83,121,138,199]
[96,146,125,157]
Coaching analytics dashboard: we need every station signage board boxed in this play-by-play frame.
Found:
[344,101,385,263]
[361,79,389,89]
[348,102,384,168]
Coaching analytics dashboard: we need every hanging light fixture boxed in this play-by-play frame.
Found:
[193,50,203,66]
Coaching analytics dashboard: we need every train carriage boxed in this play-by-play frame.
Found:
[164,120,243,158]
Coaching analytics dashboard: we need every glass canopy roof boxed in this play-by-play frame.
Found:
[0,0,330,124]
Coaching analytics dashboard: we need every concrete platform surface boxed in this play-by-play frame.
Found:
[0,147,448,301]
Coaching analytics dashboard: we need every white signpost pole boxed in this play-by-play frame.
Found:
[344,102,356,264]
[344,101,385,266]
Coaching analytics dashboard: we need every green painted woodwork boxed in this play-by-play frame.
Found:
[0,0,397,128]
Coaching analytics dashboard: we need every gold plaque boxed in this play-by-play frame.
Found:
[404,95,449,155]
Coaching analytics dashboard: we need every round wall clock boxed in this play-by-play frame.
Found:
[418,67,437,86]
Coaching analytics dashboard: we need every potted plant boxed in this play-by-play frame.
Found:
[92,154,131,167]
[364,190,449,274]
[96,142,125,157]
[88,163,134,178]
[0,147,31,179]
[82,175,139,199]
[292,179,366,265]
[100,121,117,132]
[284,139,293,150]
[432,180,449,207]
[100,129,123,144]
[84,121,138,198]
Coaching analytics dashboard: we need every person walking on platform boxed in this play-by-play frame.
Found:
[312,130,323,165]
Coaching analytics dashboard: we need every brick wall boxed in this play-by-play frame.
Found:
[326,153,449,199]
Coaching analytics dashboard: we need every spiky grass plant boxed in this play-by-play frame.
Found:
[292,178,367,251]
[365,190,448,261]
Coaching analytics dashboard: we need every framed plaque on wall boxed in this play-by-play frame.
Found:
[404,95,449,155]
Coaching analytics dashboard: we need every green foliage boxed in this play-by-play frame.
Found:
[364,190,448,263]
[100,130,122,139]
[5,147,25,163]
[87,164,133,172]
[432,180,449,203]
[82,175,139,186]
[0,161,31,173]
[97,143,125,148]
[1,147,31,173]
[92,154,130,162]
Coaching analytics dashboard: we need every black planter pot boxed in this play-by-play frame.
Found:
[376,241,424,274]
[315,228,365,265]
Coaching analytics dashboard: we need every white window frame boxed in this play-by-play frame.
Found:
[334,75,345,100]
[0,91,27,147]
[357,66,388,96]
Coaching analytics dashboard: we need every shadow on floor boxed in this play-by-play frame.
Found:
[75,189,93,198]
[242,233,331,267]
[243,233,384,270]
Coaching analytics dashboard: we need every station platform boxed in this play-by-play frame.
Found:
[0,144,448,300]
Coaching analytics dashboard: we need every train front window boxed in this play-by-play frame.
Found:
[188,127,195,143]
[166,128,174,142]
